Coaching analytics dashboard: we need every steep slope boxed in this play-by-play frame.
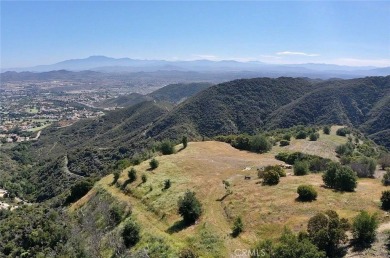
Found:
[148,82,213,103]
[95,82,213,108]
[147,77,316,139]
[24,101,172,201]
[93,93,153,108]
[147,76,390,149]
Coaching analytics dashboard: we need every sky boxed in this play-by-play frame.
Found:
[1,1,390,68]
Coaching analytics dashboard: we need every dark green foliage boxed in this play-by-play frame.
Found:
[381,190,390,210]
[263,165,286,177]
[113,171,120,184]
[122,219,141,248]
[336,128,351,137]
[235,134,272,153]
[352,211,379,246]
[279,140,290,146]
[382,169,390,186]
[323,162,357,191]
[0,205,69,257]
[294,160,309,176]
[283,134,292,141]
[297,185,317,201]
[109,204,125,226]
[149,77,316,139]
[335,142,355,156]
[66,180,93,204]
[308,157,331,172]
[216,134,273,153]
[323,126,330,135]
[232,216,244,237]
[150,158,159,170]
[178,190,202,224]
[128,167,137,182]
[252,228,326,258]
[182,136,188,149]
[164,179,171,190]
[296,131,307,139]
[275,152,330,171]
[160,140,175,155]
[263,169,280,185]
[148,82,212,104]
[309,132,320,141]
[307,210,349,257]
[141,174,147,183]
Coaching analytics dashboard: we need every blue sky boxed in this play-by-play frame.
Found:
[1,1,390,68]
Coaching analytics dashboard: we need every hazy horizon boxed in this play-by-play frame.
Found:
[1,1,390,68]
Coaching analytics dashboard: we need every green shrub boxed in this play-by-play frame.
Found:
[323,126,330,135]
[164,179,171,190]
[382,169,390,186]
[160,140,175,155]
[66,180,93,204]
[263,169,280,185]
[231,216,244,237]
[381,190,390,210]
[335,142,355,156]
[309,157,330,172]
[297,185,317,201]
[178,190,202,224]
[307,210,349,257]
[249,134,272,153]
[149,158,159,170]
[230,134,272,153]
[322,163,357,191]
[280,140,290,146]
[182,136,188,149]
[264,165,286,177]
[252,228,326,258]
[309,133,320,141]
[109,205,124,226]
[112,171,120,184]
[122,219,141,248]
[283,134,292,141]
[336,127,350,137]
[294,160,309,176]
[352,211,379,246]
[295,131,307,139]
[128,167,137,182]
[141,174,147,184]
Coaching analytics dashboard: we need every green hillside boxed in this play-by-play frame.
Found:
[147,76,390,149]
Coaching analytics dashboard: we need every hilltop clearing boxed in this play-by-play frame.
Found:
[72,135,389,256]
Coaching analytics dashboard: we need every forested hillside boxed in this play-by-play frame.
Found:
[147,76,390,149]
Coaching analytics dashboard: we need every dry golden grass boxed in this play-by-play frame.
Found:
[72,128,389,256]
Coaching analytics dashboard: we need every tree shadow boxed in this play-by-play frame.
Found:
[334,245,349,258]
[320,184,355,193]
[216,193,231,202]
[177,146,186,153]
[294,197,316,203]
[350,239,374,252]
[121,179,132,190]
[166,220,190,234]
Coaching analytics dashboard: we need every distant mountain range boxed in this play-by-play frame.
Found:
[3,56,390,79]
